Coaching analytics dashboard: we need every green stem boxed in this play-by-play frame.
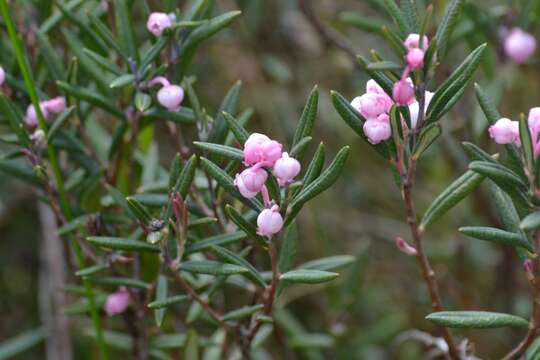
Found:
[0,2,109,358]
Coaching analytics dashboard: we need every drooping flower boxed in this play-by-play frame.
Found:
[148,76,184,111]
[146,12,174,37]
[363,114,392,144]
[408,91,435,128]
[104,287,130,316]
[25,103,49,129]
[504,28,537,64]
[404,33,429,50]
[257,205,283,237]
[351,92,393,119]
[392,78,415,105]
[43,97,66,114]
[234,166,268,198]
[406,48,425,69]
[273,152,301,186]
[243,133,283,167]
[488,118,519,145]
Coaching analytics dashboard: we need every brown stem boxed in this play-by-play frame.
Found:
[402,161,461,359]
[502,232,540,359]
[242,241,280,358]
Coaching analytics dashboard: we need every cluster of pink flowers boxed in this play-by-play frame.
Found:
[235,133,301,237]
[25,97,66,129]
[104,287,130,316]
[350,34,434,145]
[146,12,175,37]
[489,108,540,155]
[147,76,184,111]
[503,28,537,64]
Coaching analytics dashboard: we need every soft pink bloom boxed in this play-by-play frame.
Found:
[404,33,429,50]
[408,91,434,128]
[0,66,5,86]
[351,93,392,119]
[406,48,425,69]
[392,79,415,105]
[257,205,283,237]
[146,12,174,37]
[234,166,268,197]
[273,152,301,186]
[25,103,49,129]
[488,118,519,144]
[395,237,418,256]
[363,114,391,144]
[43,97,66,114]
[504,28,536,64]
[104,287,130,316]
[366,79,387,96]
[243,133,283,166]
[157,85,184,111]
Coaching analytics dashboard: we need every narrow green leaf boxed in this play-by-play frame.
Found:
[420,170,484,231]
[193,142,243,161]
[179,260,249,276]
[222,304,264,321]
[300,142,326,191]
[459,226,533,252]
[462,142,497,163]
[280,269,339,284]
[522,212,540,232]
[292,85,318,152]
[154,275,167,327]
[126,197,153,224]
[114,0,139,63]
[297,255,355,271]
[426,311,528,329]
[48,106,75,141]
[290,333,335,349]
[148,295,188,309]
[211,245,266,287]
[89,277,151,290]
[75,264,108,277]
[0,95,29,147]
[185,232,247,255]
[83,48,122,75]
[224,205,266,246]
[435,0,464,56]
[412,123,441,159]
[110,74,135,89]
[366,61,402,71]
[0,328,46,360]
[380,0,409,36]
[36,31,64,81]
[400,0,419,33]
[290,136,312,158]
[87,237,160,253]
[88,12,127,61]
[337,12,384,33]
[222,111,249,144]
[0,160,41,186]
[57,81,124,119]
[520,114,534,171]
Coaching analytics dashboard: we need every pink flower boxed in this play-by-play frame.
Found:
[406,48,425,69]
[273,152,301,186]
[257,205,283,237]
[408,91,434,128]
[25,103,49,129]
[395,237,418,256]
[157,85,184,111]
[504,28,537,64]
[104,287,130,316]
[351,93,392,119]
[404,34,429,50]
[146,12,174,37]
[488,118,519,144]
[243,133,283,167]
[366,79,388,96]
[393,79,415,105]
[0,66,5,87]
[234,166,268,198]
[363,114,392,144]
[43,97,66,114]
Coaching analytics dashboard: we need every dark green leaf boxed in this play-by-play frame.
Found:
[87,237,160,253]
[435,0,464,56]
[154,275,167,327]
[211,245,266,287]
[185,232,247,255]
[459,226,533,252]
[148,295,189,309]
[222,304,264,321]
[193,142,243,161]
[280,269,339,284]
[426,311,528,329]
[0,328,46,360]
[179,260,249,276]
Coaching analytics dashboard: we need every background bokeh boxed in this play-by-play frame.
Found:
[1,0,540,358]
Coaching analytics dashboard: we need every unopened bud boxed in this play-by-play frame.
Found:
[395,237,418,256]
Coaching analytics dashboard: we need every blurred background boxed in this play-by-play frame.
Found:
[2,0,540,358]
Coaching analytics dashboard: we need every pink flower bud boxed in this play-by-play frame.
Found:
[408,91,434,128]
[524,259,535,282]
[43,97,66,114]
[25,103,49,129]
[404,33,429,50]
[104,287,130,316]
[235,166,268,195]
[146,12,174,37]
[243,133,283,166]
[363,115,391,144]
[273,152,301,186]
[504,28,537,64]
[392,79,415,105]
[157,85,184,111]
[395,237,418,256]
[366,79,386,95]
[351,93,393,119]
[488,118,519,144]
[0,66,5,87]
[528,107,540,130]
[257,205,283,237]
[406,48,425,69]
